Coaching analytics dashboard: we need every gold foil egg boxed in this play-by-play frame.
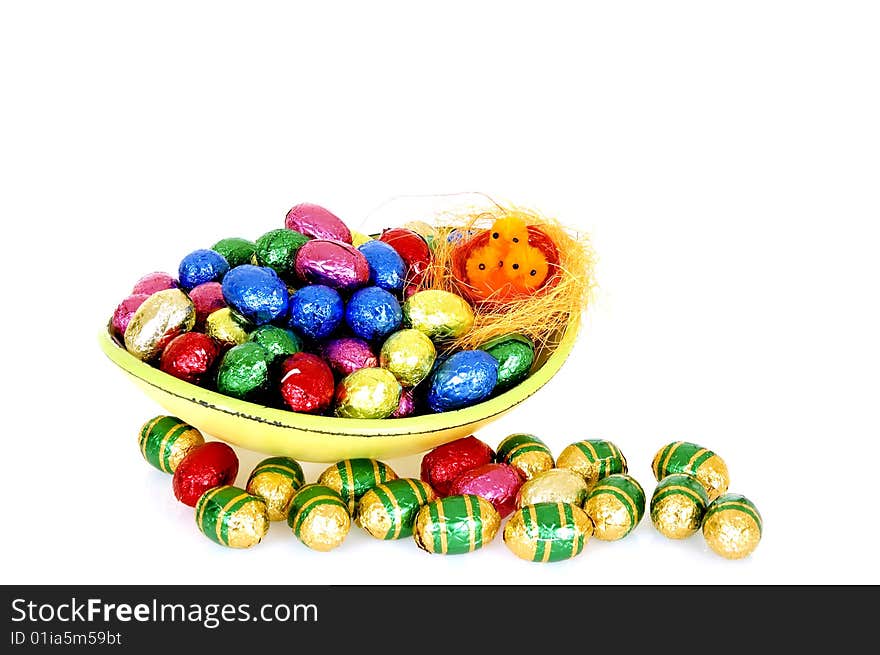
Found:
[204,307,253,348]
[379,329,437,387]
[702,493,762,559]
[402,289,475,340]
[334,368,402,419]
[517,468,589,508]
[123,288,196,361]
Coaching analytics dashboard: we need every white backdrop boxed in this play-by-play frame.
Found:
[2,1,878,585]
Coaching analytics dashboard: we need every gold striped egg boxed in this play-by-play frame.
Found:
[504,502,593,563]
[356,478,436,540]
[195,485,269,549]
[412,494,500,555]
[583,473,646,541]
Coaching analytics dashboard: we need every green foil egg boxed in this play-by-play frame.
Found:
[479,333,535,391]
[215,341,274,400]
[248,325,302,362]
[211,237,257,268]
[254,228,310,278]
[334,368,402,419]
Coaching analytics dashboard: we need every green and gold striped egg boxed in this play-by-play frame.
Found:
[556,439,627,488]
[138,415,205,474]
[650,474,709,539]
[195,485,270,549]
[702,493,762,560]
[413,494,501,555]
[245,457,305,521]
[583,474,645,541]
[318,458,399,514]
[651,441,729,501]
[503,502,593,563]
[496,433,555,480]
[287,484,351,552]
[356,478,436,540]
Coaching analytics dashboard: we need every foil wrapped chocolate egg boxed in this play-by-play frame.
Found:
[651,441,730,502]
[517,468,589,508]
[402,289,475,340]
[448,462,523,518]
[287,484,351,552]
[215,342,274,400]
[380,329,436,387]
[413,494,501,555]
[650,474,710,540]
[334,367,402,419]
[196,485,269,549]
[317,458,399,514]
[246,456,305,522]
[132,271,177,296]
[138,415,205,474]
[254,228,310,278]
[221,264,289,326]
[188,282,226,328]
[320,337,378,376]
[278,352,335,414]
[177,249,229,291]
[556,439,628,489]
[172,441,239,507]
[496,433,555,480]
[378,227,432,287]
[358,239,406,292]
[356,478,436,540]
[124,288,196,361]
[159,332,220,385]
[504,502,594,563]
[351,231,373,248]
[111,293,149,337]
[480,333,535,392]
[392,389,415,417]
[204,307,252,349]
[211,237,257,268]
[285,202,352,243]
[583,473,646,541]
[420,436,495,497]
[427,350,498,413]
[345,286,403,342]
[287,284,344,341]
[248,325,302,362]
[701,493,763,559]
[294,239,370,291]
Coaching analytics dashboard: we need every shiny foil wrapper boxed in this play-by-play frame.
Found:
[496,433,555,480]
[378,227,432,287]
[138,415,205,474]
[211,237,257,268]
[285,203,352,243]
[345,286,403,342]
[650,474,709,539]
[188,282,226,328]
[317,458,398,514]
[196,485,269,548]
[702,493,762,559]
[517,468,589,508]
[132,271,177,296]
[480,333,535,391]
[279,352,336,414]
[448,463,523,518]
[427,350,498,413]
[287,284,345,340]
[321,337,378,376]
[249,325,302,362]
[651,441,730,502]
[334,367,402,419]
[172,441,240,507]
[356,478,436,540]
[123,288,196,361]
[380,329,436,387]
[221,264,289,326]
[556,439,628,488]
[294,239,370,291]
[358,239,406,292]
[288,484,352,551]
[177,249,230,291]
[159,332,220,385]
[204,307,252,349]
[215,342,274,400]
[246,456,305,521]
[412,494,501,555]
[420,436,495,497]
[504,502,593,563]
[402,289,475,340]
[350,231,373,248]
[392,389,415,417]
[111,293,149,337]
[255,228,310,278]
[583,474,646,541]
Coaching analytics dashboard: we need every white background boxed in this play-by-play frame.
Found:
[2,1,878,586]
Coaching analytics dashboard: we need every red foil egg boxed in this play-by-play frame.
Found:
[294,239,370,291]
[279,352,335,414]
[285,202,352,243]
[420,436,495,497]
[448,463,523,518]
[172,441,239,507]
[378,228,432,287]
[132,271,178,296]
[111,293,149,337]
[159,332,220,385]
[188,281,227,327]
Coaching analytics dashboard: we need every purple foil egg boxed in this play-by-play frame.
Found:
[188,281,226,327]
[132,272,177,296]
[111,293,150,337]
[392,389,415,418]
[321,337,378,376]
[448,463,524,519]
[294,239,370,291]
[285,202,352,243]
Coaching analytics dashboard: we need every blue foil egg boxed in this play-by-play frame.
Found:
[220,265,289,326]
[178,249,230,290]
[427,350,499,413]
[357,240,406,293]
[287,284,344,341]
[345,286,403,342]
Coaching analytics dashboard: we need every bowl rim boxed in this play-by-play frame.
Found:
[98,317,580,438]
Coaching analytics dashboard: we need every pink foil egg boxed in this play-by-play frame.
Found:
[132,271,178,296]
[111,293,149,337]
[285,202,353,243]
[448,463,524,518]
[294,239,370,291]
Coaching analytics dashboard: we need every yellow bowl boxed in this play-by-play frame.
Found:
[98,319,579,462]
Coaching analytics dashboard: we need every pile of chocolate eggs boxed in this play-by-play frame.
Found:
[111,203,537,419]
